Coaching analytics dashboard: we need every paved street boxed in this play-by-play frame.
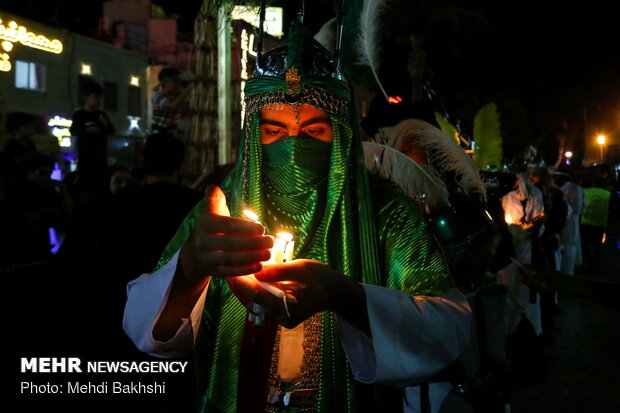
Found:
[512,222,620,413]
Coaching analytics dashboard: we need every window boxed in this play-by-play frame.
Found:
[15,60,46,92]
[127,86,141,117]
[104,81,118,112]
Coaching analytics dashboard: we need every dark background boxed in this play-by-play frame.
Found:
[4,0,618,122]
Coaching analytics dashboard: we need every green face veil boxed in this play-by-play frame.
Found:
[153,19,451,413]
[262,136,332,194]
[262,136,332,257]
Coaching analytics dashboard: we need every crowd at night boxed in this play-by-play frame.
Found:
[2,1,619,412]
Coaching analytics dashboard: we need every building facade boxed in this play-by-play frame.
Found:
[0,10,149,167]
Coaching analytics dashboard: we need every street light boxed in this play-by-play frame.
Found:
[597,135,606,162]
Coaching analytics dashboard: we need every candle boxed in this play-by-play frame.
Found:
[243,210,295,264]
[277,232,295,263]
[241,209,296,321]
[505,214,514,225]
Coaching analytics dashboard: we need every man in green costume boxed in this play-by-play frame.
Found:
[124,21,470,412]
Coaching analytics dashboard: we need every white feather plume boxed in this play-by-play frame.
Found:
[314,17,337,53]
[380,119,487,201]
[363,141,450,209]
[357,0,389,101]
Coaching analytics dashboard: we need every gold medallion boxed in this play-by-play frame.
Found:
[285,67,302,96]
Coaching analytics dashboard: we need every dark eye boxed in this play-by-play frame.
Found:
[263,127,285,136]
[303,127,324,136]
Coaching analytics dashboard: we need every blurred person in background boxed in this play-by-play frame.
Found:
[109,165,136,195]
[151,67,193,136]
[70,81,115,202]
[105,133,202,279]
[580,177,611,272]
[528,166,567,332]
[500,174,545,335]
[528,166,567,272]
[553,172,583,275]
[4,112,37,166]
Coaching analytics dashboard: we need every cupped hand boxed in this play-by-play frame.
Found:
[178,186,274,285]
[249,259,356,328]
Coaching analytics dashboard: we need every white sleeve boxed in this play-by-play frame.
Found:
[122,250,209,359]
[337,286,471,387]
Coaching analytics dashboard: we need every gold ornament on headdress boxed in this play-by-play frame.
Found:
[285,67,302,95]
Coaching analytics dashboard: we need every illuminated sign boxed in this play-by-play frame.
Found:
[232,7,283,38]
[130,75,140,86]
[0,17,64,73]
[0,18,63,54]
[239,29,259,127]
[81,63,92,75]
[48,116,72,147]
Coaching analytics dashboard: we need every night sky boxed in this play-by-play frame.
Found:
[3,0,619,153]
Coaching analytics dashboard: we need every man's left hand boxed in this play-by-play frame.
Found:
[251,259,359,329]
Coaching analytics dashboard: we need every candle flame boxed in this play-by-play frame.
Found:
[505,214,514,224]
[243,209,259,222]
[276,232,293,242]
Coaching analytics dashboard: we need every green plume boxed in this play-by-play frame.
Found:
[434,112,459,145]
[286,20,307,71]
[473,102,503,170]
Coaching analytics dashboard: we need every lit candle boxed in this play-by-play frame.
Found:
[243,210,295,264]
[241,210,296,321]
[505,214,514,225]
[277,232,295,263]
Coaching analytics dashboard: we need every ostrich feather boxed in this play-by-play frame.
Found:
[473,102,503,170]
[381,119,487,201]
[357,0,389,101]
[363,142,450,209]
[314,17,337,53]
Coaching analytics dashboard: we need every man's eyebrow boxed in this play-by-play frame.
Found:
[300,116,331,128]
[260,119,287,128]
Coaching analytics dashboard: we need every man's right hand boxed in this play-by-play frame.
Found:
[178,185,273,286]
[153,185,272,342]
